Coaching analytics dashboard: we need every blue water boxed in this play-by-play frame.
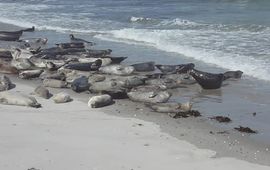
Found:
[1,0,270,144]
[1,0,270,80]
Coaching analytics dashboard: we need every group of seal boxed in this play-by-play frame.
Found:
[0,26,243,113]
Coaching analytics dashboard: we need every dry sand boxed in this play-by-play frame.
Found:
[0,78,270,170]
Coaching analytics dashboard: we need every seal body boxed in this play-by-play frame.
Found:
[146,102,192,113]
[88,94,113,108]
[189,69,224,89]
[19,69,44,79]
[34,86,50,99]
[71,76,90,92]
[64,59,102,71]
[0,92,41,108]
[223,70,243,80]
[99,65,135,76]
[53,92,72,103]
[0,75,12,91]
[131,62,155,72]
[156,63,195,74]
[127,85,171,103]
[43,79,67,88]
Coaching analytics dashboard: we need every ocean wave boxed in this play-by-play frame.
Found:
[96,28,270,81]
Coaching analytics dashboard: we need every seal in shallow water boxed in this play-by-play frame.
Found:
[189,69,224,89]
[146,102,192,113]
[223,70,243,80]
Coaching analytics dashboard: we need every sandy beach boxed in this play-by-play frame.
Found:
[0,76,269,170]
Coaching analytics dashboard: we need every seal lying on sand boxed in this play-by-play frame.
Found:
[223,70,243,80]
[0,61,18,74]
[19,69,44,79]
[0,75,12,91]
[43,79,67,88]
[53,92,72,103]
[89,80,128,99]
[99,65,135,76]
[146,102,192,113]
[0,91,41,108]
[11,58,34,70]
[156,63,195,74]
[131,62,155,72]
[34,86,51,99]
[64,59,102,71]
[71,76,90,93]
[127,85,171,103]
[56,42,85,49]
[88,94,113,108]
[189,69,224,89]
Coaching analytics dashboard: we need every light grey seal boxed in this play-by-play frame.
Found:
[0,91,41,108]
[0,75,12,91]
[34,86,51,99]
[88,94,113,108]
[127,85,171,103]
[146,102,192,113]
[99,64,135,76]
[19,69,44,79]
[53,92,72,103]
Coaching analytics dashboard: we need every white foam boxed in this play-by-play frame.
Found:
[97,28,270,81]
[130,16,153,23]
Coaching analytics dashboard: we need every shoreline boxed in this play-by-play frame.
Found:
[1,21,270,168]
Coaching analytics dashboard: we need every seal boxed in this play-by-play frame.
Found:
[89,80,128,99]
[0,91,41,108]
[145,78,183,89]
[146,102,192,113]
[56,42,85,49]
[88,94,113,108]
[53,92,72,103]
[79,57,112,66]
[83,49,112,58]
[99,64,135,76]
[11,58,34,70]
[34,86,51,99]
[131,61,155,72]
[127,85,171,103]
[39,71,66,81]
[0,75,12,91]
[0,49,13,61]
[155,63,195,74]
[43,79,67,88]
[71,76,90,93]
[0,61,18,74]
[189,69,224,89]
[223,70,243,80]
[69,34,95,46]
[88,74,106,84]
[64,59,102,71]
[19,69,44,79]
